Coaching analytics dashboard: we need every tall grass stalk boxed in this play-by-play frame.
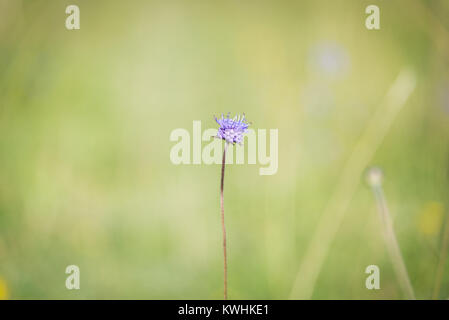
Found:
[289,68,416,299]
[368,168,415,300]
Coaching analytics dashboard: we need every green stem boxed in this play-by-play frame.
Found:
[373,185,415,299]
[220,143,228,300]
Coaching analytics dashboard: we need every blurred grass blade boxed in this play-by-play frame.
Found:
[368,169,415,300]
[289,68,417,299]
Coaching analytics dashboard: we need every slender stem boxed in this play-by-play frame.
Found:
[289,69,416,299]
[373,185,416,300]
[220,143,228,300]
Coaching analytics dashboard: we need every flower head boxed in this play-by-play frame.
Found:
[366,167,383,188]
[215,113,250,145]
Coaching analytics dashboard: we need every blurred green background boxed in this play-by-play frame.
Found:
[1,0,449,299]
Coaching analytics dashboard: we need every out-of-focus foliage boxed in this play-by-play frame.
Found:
[0,0,449,299]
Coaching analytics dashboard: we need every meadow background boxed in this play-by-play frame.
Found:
[0,0,449,299]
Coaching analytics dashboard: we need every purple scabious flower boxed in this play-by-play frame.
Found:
[215,113,250,145]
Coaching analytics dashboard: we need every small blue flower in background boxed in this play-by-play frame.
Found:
[215,113,250,145]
